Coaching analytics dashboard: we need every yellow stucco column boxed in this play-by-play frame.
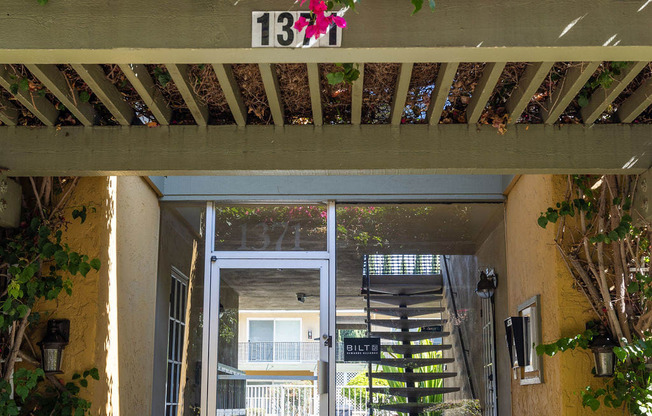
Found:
[31,176,160,416]
[506,175,617,416]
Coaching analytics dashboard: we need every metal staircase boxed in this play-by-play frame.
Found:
[363,255,460,415]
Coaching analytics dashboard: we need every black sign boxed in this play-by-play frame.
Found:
[343,338,381,362]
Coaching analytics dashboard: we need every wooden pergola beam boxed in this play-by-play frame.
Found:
[212,64,247,127]
[71,64,134,126]
[541,61,601,124]
[26,64,95,126]
[427,63,458,125]
[466,62,506,124]
[2,124,651,176]
[505,62,554,123]
[119,64,172,125]
[2,0,652,63]
[351,63,365,125]
[616,76,652,123]
[259,63,285,126]
[0,95,18,126]
[306,63,323,126]
[0,65,58,126]
[166,64,209,126]
[581,61,648,124]
[390,63,414,126]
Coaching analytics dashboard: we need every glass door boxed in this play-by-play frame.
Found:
[207,260,330,416]
[204,202,336,416]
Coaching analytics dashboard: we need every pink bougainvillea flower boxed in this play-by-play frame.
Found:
[331,15,347,28]
[305,24,318,39]
[294,15,310,32]
[295,0,348,40]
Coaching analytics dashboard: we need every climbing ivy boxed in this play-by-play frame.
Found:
[0,177,100,415]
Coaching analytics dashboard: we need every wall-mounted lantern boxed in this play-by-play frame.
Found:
[38,319,70,374]
[590,327,617,377]
[475,269,497,299]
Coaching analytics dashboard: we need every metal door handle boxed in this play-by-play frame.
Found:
[318,360,328,395]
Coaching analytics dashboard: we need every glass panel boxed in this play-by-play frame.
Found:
[214,205,328,251]
[217,268,321,415]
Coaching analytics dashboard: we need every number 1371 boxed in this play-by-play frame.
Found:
[252,11,341,48]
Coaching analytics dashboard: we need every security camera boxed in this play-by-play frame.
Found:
[296,293,306,303]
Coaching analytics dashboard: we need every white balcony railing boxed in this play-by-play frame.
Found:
[239,342,320,363]
[245,385,395,416]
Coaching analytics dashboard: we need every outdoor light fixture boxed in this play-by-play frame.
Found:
[38,319,69,374]
[590,326,617,377]
[475,269,497,298]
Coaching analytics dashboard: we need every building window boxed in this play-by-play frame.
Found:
[247,319,301,362]
[165,268,189,416]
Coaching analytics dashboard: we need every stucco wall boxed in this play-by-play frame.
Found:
[444,216,510,416]
[30,176,160,416]
[115,176,160,415]
[505,175,615,416]
[31,177,112,414]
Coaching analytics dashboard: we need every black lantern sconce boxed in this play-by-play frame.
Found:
[38,319,70,374]
[476,269,497,299]
[590,325,617,377]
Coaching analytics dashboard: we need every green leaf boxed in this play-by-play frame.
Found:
[14,385,29,400]
[79,378,88,388]
[79,262,91,277]
[42,242,57,257]
[578,94,589,108]
[18,78,29,92]
[37,0,49,4]
[16,304,29,318]
[9,83,18,94]
[72,373,81,380]
[411,0,424,14]
[79,90,91,103]
[588,398,600,411]
[326,71,345,85]
[54,250,69,267]
[628,281,640,294]
[89,367,100,380]
[614,347,628,361]
[90,258,101,271]
[537,216,548,228]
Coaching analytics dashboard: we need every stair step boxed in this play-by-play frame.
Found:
[381,344,452,355]
[371,319,446,330]
[371,372,457,382]
[363,275,443,295]
[371,387,460,397]
[372,402,444,413]
[366,295,442,307]
[368,307,445,318]
[379,357,455,368]
[371,331,449,342]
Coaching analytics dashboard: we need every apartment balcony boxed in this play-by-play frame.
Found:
[238,342,320,364]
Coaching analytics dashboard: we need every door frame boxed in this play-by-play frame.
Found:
[202,201,336,416]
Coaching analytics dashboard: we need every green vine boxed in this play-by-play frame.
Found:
[0,177,101,415]
[535,174,652,415]
[577,62,630,108]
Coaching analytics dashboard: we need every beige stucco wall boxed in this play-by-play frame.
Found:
[30,176,160,416]
[115,176,160,415]
[505,175,615,416]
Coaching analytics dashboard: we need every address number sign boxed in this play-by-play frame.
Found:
[252,11,342,48]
